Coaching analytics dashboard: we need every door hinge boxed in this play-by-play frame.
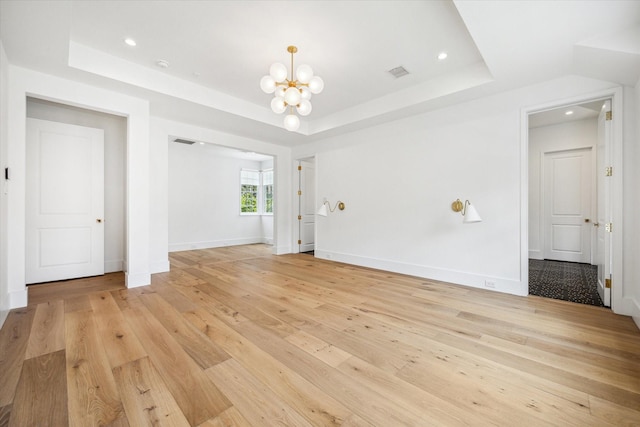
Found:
[605,223,612,232]
[297,239,302,245]
[605,166,613,177]
[297,215,302,220]
[605,111,612,121]
[297,190,302,196]
[298,165,302,171]
[605,278,612,289]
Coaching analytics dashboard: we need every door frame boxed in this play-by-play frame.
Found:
[520,87,624,314]
[6,70,151,309]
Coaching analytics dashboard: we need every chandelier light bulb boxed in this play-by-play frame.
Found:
[284,114,300,132]
[308,76,324,94]
[274,86,286,98]
[269,63,287,82]
[284,87,301,106]
[271,97,287,114]
[260,75,276,93]
[296,64,314,84]
[300,86,312,100]
[297,99,312,116]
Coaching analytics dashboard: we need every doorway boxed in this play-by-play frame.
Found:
[25,97,127,285]
[297,157,316,254]
[528,98,611,307]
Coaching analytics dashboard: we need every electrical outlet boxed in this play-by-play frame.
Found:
[484,280,496,289]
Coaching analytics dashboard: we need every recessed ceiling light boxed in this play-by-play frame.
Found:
[156,59,170,68]
[124,38,137,47]
[565,110,574,115]
[199,142,205,145]
[437,52,448,60]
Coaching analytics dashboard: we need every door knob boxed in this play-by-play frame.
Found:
[96,219,103,223]
[584,218,590,223]
[593,222,599,227]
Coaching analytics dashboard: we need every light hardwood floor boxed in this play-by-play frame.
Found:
[1,244,639,426]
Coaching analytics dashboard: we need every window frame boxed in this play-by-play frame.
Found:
[239,168,274,216]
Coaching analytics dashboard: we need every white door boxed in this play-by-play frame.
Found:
[298,159,315,252]
[26,118,105,284]
[543,148,592,263]
[596,101,612,306]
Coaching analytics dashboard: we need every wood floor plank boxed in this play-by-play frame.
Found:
[121,303,231,426]
[197,406,252,427]
[137,291,230,369]
[184,307,353,426]
[231,319,454,426]
[28,272,125,306]
[0,306,36,407]
[112,356,190,427]
[0,404,10,427]
[9,350,68,427]
[88,291,148,369]
[206,359,314,427]
[284,329,352,367]
[24,300,65,360]
[65,310,127,427]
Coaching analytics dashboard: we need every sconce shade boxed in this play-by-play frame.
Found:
[317,199,345,216]
[452,198,482,223]
[463,204,482,223]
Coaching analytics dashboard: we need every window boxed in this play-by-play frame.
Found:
[262,169,273,214]
[240,168,274,215]
[240,169,259,213]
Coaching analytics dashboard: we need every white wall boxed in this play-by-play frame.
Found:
[528,118,598,259]
[293,75,635,306]
[26,98,126,273]
[0,40,9,327]
[168,141,272,251]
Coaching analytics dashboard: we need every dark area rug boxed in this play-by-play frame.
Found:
[529,259,604,307]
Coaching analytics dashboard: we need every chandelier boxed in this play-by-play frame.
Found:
[260,45,324,132]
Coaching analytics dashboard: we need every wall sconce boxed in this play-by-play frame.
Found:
[451,199,482,223]
[317,199,345,217]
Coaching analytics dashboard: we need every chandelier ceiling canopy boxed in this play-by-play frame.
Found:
[260,45,324,132]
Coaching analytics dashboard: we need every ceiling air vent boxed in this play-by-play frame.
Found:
[174,138,196,145]
[388,66,410,78]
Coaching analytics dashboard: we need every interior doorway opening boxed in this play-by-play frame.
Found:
[296,157,316,255]
[527,98,612,308]
[25,97,127,287]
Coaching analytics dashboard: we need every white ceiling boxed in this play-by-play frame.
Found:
[529,100,606,129]
[1,1,639,146]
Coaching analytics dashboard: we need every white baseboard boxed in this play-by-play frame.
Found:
[275,243,291,255]
[314,249,524,296]
[622,295,640,329]
[150,260,170,274]
[528,250,543,260]
[10,288,28,308]
[0,309,8,329]
[169,237,268,252]
[105,259,123,273]
[125,271,151,288]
